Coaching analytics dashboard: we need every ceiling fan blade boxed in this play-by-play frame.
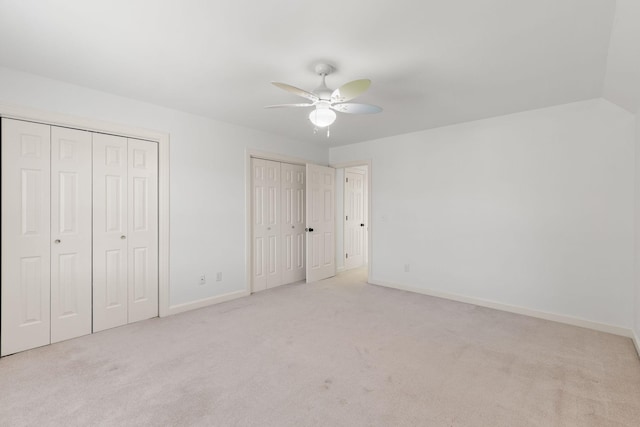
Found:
[264,103,315,109]
[272,82,318,102]
[331,103,382,114]
[330,79,371,103]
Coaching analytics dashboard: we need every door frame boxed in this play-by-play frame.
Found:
[330,160,373,281]
[245,149,313,293]
[0,104,171,316]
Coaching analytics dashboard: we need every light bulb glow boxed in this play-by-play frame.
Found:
[308,108,336,128]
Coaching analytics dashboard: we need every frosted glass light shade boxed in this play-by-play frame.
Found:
[308,108,336,127]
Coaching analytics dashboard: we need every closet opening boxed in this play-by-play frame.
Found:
[0,105,170,357]
[245,151,338,293]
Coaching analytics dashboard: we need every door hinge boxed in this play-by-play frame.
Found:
[346,177,349,183]
[346,253,349,259]
[346,215,348,220]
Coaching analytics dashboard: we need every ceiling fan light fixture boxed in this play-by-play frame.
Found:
[308,108,336,128]
[268,62,382,135]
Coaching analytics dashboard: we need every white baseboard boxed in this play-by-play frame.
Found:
[336,266,346,273]
[165,289,250,316]
[369,278,633,338]
[633,330,640,359]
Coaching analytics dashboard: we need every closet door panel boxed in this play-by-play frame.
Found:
[50,126,93,343]
[264,160,282,288]
[127,138,158,323]
[1,119,51,356]
[93,133,128,332]
[251,159,282,291]
[281,163,305,284]
[252,159,267,291]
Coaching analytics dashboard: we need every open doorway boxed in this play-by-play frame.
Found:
[334,161,371,282]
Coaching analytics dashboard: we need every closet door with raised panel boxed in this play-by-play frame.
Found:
[306,163,336,283]
[127,138,158,323]
[1,119,51,356]
[281,163,305,284]
[252,158,282,291]
[50,126,93,343]
[93,133,129,332]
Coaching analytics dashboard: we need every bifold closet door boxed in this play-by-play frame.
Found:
[252,158,281,291]
[1,119,51,356]
[93,133,129,332]
[127,138,159,323]
[50,126,92,343]
[281,163,305,284]
[1,119,158,354]
[93,134,158,332]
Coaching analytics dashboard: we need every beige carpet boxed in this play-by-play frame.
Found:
[1,268,639,426]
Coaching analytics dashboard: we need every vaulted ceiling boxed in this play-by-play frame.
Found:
[0,0,625,146]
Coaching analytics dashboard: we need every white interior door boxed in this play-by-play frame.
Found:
[252,158,282,291]
[281,163,305,284]
[1,119,52,356]
[127,138,159,323]
[50,126,92,343]
[93,133,128,332]
[344,170,365,270]
[306,163,336,283]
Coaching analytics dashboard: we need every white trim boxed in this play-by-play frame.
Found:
[167,290,250,316]
[370,278,634,338]
[245,151,252,294]
[633,330,640,359]
[331,159,373,282]
[246,149,315,167]
[157,130,170,317]
[0,103,166,142]
[0,103,171,318]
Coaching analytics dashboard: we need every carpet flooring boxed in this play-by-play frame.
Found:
[1,268,639,426]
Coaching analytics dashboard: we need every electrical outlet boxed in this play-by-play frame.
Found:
[199,275,206,285]
[216,272,222,282]
[404,264,410,273]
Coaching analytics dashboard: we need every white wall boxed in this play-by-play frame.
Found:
[603,0,640,350]
[635,110,640,345]
[330,99,636,330]
[0,67,328,307]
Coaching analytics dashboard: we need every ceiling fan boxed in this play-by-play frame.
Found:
[265,63,382,136]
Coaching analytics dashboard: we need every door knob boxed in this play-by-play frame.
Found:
[54,239,61,244]
[360,223,365,227]
[291,225,295,229]
[306,228,314,232]
[121,235,126,240]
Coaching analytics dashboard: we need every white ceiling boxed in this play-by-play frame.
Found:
[0,0,617,146]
